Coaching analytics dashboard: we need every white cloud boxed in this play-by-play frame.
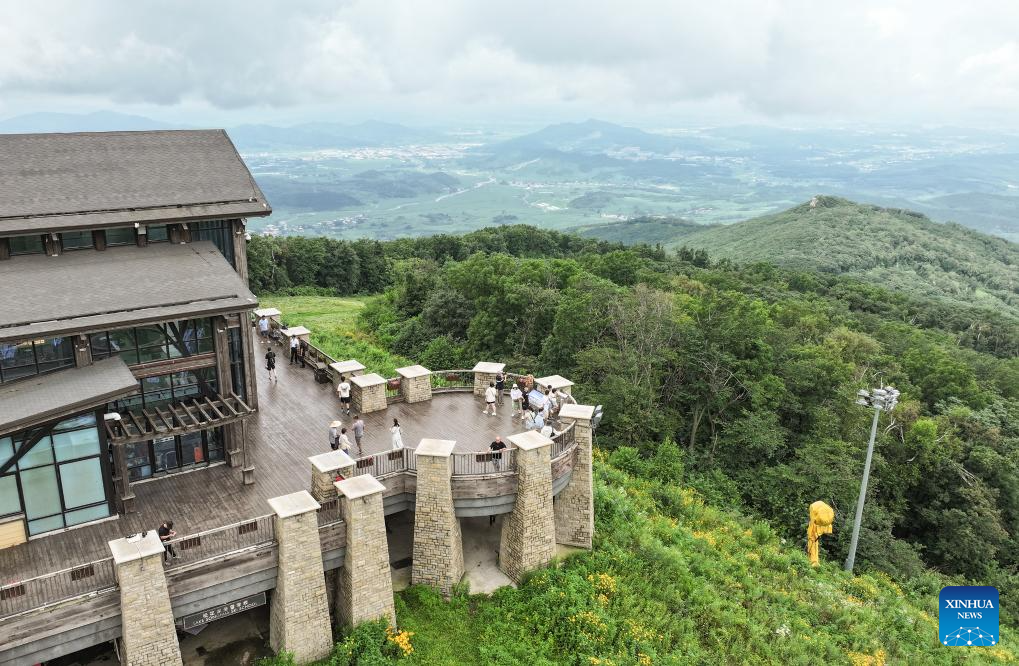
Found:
[0,0,1017,126]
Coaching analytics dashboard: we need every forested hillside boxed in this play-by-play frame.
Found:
[678,196,1019,318]
[250,225,1018,659]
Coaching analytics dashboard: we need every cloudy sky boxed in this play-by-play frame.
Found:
[2,0,1018,128]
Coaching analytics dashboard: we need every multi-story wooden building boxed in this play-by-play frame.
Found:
[0,130,271,544]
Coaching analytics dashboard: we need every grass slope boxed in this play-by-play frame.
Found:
[681,196,1019,317]
[257,299,1016,665]
[572,217,714,247]
[257,295,409,376]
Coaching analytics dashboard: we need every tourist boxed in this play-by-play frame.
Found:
[257,315,270,342]
[555,387,574,406]
[289,335,299,365]
[157,520,178,563]
[489,436,507,469]
[541,391,552,420]
[329,420,342,450]
[337,375,352,415]
[494,371,505,405]
[483,381,498,416]
[352,414,365,456]
[510,383,523,416]
[524,410,544,431]
[391,418,404,450]
[540,423,555,439]
[299,338,309,368]
[338,427,352,455]
[265,348,277,382]
[523,373,535,393]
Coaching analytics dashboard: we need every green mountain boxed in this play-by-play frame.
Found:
[680,196,1019,317]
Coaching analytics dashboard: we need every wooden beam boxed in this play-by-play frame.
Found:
[141,409,162,433]
[203,396,226,420]
[217,393,240,416]
[180,401,203,426]
[127,410,147,436]
[193,400,214,422]
[104,420,118,442]
[230,391,253,413]
[153,406,174,430]
[167,404,191,430]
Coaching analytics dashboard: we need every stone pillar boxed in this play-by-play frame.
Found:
[267,491,333,664]
[329,359,366,387]
[412,439,463,596]
[499,431,556,583]
[108,532,182,666]
[536,374,574,396]
[472,361,505,397]
[334,476,396,628]
[554,404,595,549]
[309,450,356,502]
[351,373,387,414]
[396,365,432,403]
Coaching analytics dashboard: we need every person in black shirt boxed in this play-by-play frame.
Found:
[265,348,277,382]
[494,372,505,405]
[158,520,178,563]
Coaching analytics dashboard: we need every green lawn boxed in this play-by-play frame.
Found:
[258,295,410,377]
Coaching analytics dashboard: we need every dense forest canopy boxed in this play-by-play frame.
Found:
[248,221,1019,630]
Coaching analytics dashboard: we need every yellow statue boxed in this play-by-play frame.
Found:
[807,501,834,567]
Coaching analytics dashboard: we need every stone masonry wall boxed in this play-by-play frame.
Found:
[499,441,556,583]
[554,418,594,548]
[269,510,333,663]
[401,375,432,403]
[412,451,464,596]
[336,487,396,627]
[473,372,497,396]
[311,462,355,502]
[116,553,183,666]
[352,383,386,413]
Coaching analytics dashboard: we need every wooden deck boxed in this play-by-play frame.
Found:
[0,345,524,584]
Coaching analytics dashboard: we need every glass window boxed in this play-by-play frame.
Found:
[54,413,96,432]
[105,227,135,246]
[108,329,138,365]
[63,504,110,527]
[0,475,20,516]
[35,338,73,373]
[20,466,61,520]
[207,428,225,462]
[0,337,73,384]
[0,437,11,468]
[8,235,44,256]
[147,225,169,242]
[60,230,93,250]
[194,220,235,266]
[180,432,203,466]
[17,434,54,469]
[53,428,100,462]
[58,458,106,508]
[28,515,64,535]
[152,437,178,473]
[125,442,152,481]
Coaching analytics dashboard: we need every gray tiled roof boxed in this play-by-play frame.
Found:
[0,129,270,235]
[0,241,258,342]
[0,356,138,436]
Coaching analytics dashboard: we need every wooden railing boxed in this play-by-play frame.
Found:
[0,556,117,620]
[164,514,275,570]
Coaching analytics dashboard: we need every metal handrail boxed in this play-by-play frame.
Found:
[164,514,275,570]
[451,448,517,475]
[0,556,117,620]
[429,369,474,392]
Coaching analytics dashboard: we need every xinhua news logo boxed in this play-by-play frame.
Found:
[939,586,999,647]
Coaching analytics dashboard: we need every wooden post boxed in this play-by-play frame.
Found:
[0,237,10,260]
[92,229,107,251]
[73,334,92,368]
[111,442,136,514]
[135,225,148,247]
[232,219,250,283]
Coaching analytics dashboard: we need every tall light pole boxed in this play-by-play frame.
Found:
[844,386,899,573]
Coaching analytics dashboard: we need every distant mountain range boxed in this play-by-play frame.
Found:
[583,196,1019,317]
[0,111,442,150]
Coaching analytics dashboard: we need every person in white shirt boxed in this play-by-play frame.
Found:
[540,423,554,438]
[510,383,523,416]
[338,428,352,454]
[483,382,498,416]
[390,418,404,450]
[257,316,270,343]
[289,336,299,365]
[555,388,575,405]
[337,375,352,415]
